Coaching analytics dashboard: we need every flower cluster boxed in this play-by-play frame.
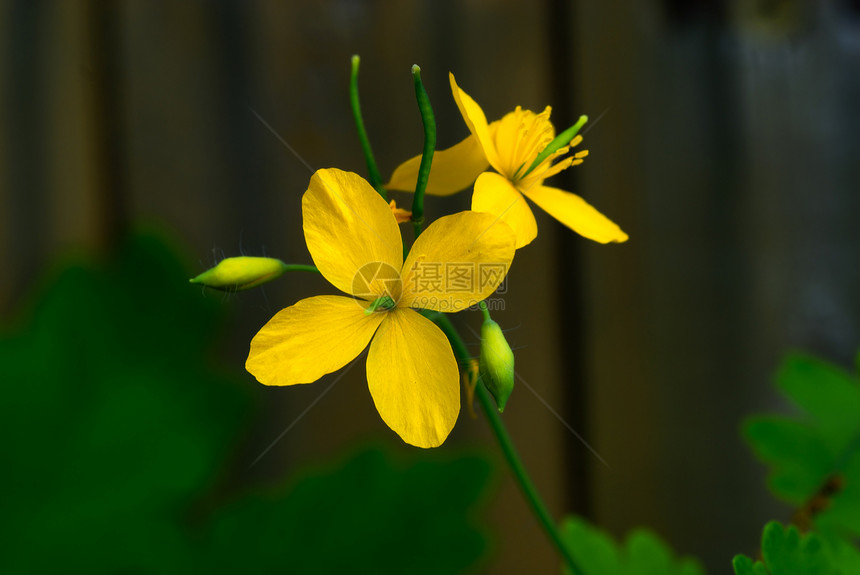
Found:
[196,65,627,449]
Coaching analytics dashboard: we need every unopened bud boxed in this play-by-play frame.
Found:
[190,257,288,291]
[479,318,515,412]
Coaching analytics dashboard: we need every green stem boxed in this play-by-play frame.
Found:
[350,55,386,200]
[421,311,583,575]
[478,300,492,322]
[410,64,436,239]
[281,264,321,274]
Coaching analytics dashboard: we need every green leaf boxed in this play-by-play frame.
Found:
[743,352,860,538]
[732,522,860,575]
[761,521,830,575]
[0,232,491,574]
[204,448,491,574]
[0,233,247,574]
[732,555,769,575]
[560,516,705,575]
[744,417,832,502]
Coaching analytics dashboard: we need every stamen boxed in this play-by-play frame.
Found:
[508,108,531,178]
[508,107,554,181]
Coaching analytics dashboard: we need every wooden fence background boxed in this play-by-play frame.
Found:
[2,1,860,572]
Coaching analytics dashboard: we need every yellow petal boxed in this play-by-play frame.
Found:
[366,308,459,448]
[386,134,489,196]
[523,185,629,244]
[246,295,384,386]
[303,168,403,296]
[449,72,502,173]
[471,172,537,249]
[400,210,516,311]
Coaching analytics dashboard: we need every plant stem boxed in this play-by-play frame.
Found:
[410,65,435,239]
[281,264,321,274]
[349,55,386,200]
[423,310,583,575]
[473,384,583,574]
[478,300,492,322]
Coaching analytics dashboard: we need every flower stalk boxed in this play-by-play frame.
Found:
[410,65,436,239]
[350,55,386,200]
[478,299,492,322]
[423,310,584,575]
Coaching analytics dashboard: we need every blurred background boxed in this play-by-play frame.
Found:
[2,1,860,573]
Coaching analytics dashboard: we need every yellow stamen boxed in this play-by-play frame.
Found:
[388,199,412,224]
[494,107,555,182]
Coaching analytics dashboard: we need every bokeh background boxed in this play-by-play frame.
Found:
[2,1,860,573]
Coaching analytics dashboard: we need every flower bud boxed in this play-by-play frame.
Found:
[479,318,515,412]
[189,257,288,291]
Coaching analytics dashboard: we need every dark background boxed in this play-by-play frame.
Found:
[2,1,860,573]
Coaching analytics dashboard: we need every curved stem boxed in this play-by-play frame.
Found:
[478,300,492,322]
[473,384,581,574]
[410,65,435,239]
[349,55,386,200]
[422,311,583,575]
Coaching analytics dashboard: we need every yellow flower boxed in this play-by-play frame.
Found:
[388,73,628,249]
[246,168,515,448]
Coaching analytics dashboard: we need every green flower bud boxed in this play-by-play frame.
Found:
[479,318,515,412]
[189,257,289,291]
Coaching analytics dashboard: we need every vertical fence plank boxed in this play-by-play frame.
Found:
[576,1,860,570]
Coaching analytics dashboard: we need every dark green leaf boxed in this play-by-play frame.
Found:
[205,448,491,574]
[0,232,491,574]
[743,352,860,539]
[560,515,704,575]
[732,522,860,575]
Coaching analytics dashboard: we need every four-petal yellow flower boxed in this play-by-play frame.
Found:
[388,73,628,249]
[246,168,515,448]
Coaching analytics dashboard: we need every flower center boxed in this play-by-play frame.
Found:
[492,106,555,183]
[365,295,396,314]
[352,261,403,303]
